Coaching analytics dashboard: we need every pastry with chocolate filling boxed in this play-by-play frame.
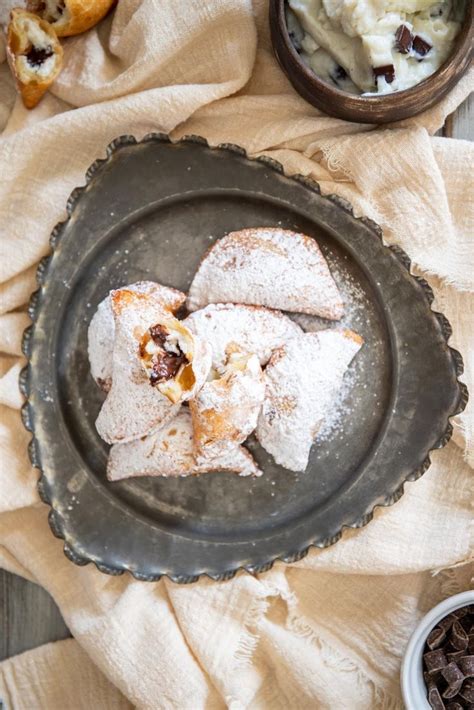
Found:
[7,9,63,109]
[107,409,262,481]
[257,329,363,472]
[28,0,115,37]
[190,350,265,461]
[95,288,211,444]
[185,303,303,370]
[88,281,186,393]
[187,228,344,320]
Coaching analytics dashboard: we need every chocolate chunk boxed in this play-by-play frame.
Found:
[439,614,458,632]
[150,351,186,385]
[448,651,466,663]
[445,703,463,710]
[454,609,468,620]
[425,650,449,673]
[395,24,413,53]
[451,622,469,651]
[413,35,432,57]
[373,64,395,84]
[460,680,474,703]
[428,685,447,710]
[26,46,54,67]
[149,324,169,347]
[425,671,438,689]
[469,635,474,653]
[441,663,465,698]
[428,627,448,650]
[460,657,474,677]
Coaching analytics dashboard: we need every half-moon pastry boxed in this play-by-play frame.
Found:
[95,288,210,444]
[107,410,262,481]
[88,281,185,392]
[190,350,265,461]
[185,303,303,369]
[257,329,363,472]
[28,0,115,37]
[7,9,63,109]
[187,228,344,320]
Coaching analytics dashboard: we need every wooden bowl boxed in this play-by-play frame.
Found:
[270,0,473,124]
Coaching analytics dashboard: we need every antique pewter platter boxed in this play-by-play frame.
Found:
[20,135,468,582]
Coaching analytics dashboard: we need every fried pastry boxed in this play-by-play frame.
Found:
[187,228,344,319]
[185,303,303,369]
[95,287,210,444]
[190,350,265,461]
[257,329,363,472]
[7,9,63,109]
[107,410,261,481]
[28,0,115,37]
[88,281,185,392]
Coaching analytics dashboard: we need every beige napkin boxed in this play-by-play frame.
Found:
[0,1,473,708]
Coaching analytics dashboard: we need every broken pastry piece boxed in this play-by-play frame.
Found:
[7,9,63,109]
[257,329,363,472]
[28,0,115,37]
[187,228,344,320]
[185,303,303,370]
[88,281,186,392]
[190,350,265,461]
[95,287,210,444]
[107,410,262,481]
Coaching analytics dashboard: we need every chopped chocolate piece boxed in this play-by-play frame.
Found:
[26,46,54,68]
[149,324,169,347]
[413,35,432,57]
[150,351,186,385]
[445,703,463,710]
[451,622,469,651]
[447,651,466,663]
[469,635,474,653]
[454,609,468,620]
[460,657,474,678]
[441,663,465,698]
[373,64,395,83]
[460,680,474,703]
[428,627,448,650]
[425,671,438,689]
[439,615,458,632]
[428,685,447,710]
[425,650,449,673]
[395,24,413,53]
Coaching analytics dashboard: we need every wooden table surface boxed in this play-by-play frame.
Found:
[1,95,472,663]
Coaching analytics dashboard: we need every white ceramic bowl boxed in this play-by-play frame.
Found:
[401,590,474,709]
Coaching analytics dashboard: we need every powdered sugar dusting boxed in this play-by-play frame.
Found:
[187,228,344,319]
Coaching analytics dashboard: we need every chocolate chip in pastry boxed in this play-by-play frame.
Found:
[190,350,265,461]
[185,303,303,370]
[88,281,186,393]
[107,409,262,481]
[257,329,363,472]
[187,228,344,320]
[95,287,210,444]
[28,0,115,37]
[7,8,63,109]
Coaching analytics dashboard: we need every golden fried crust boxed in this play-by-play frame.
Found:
[29,0,116,37]
[7,9,63,109]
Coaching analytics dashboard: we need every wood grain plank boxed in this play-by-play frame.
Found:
[0,569,70,662]
[450,94,474,140]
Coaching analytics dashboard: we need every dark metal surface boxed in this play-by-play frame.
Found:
[20,134,467,582]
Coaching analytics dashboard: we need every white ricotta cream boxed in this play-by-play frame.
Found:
[287,0,463,94]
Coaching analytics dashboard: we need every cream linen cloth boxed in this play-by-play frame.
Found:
[0,1,473,708]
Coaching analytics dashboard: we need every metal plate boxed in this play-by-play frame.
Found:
[20,134,468,582]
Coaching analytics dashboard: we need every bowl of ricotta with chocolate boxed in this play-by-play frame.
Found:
[270,0,473,122]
